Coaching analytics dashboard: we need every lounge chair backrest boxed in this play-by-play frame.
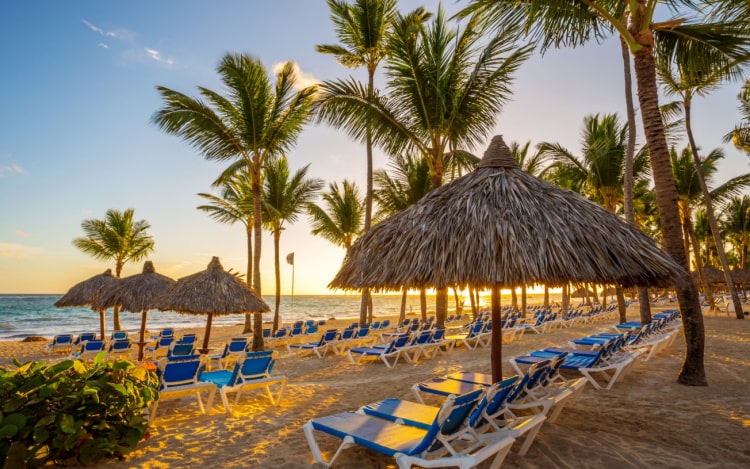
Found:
[110,331,128,341]
[168,343,195,358]
[160,328,174,338]
[319,329,338,346]
[470,375,520,427]
[109,339,130,351]
[55,334,75,344]
[381,320,390,329]
[75,333,96,344]
[429,389,485,444]
[177,333,197,344]
[228,337,248,352]
[157,336,174,348]
[306,325,319,335]
[239,351,277,381]
[160,359,201,389]
[430,328,445,342]
[83,340,105,351]
[356,326,370,338]
[340,328,355,340]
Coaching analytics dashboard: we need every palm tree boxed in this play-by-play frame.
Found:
[461,0,750,386]
[509,140,548,177]
[317,0,402,324]
[724,80,750,154]
[152,53,316,350]
[316,6,533,327]
[721,195,750,269]
[373,153,432,323]
[671,145,750,312]
[262,157,323,332]
[658,49,748,319]
[197,172,255,332]
[73,208,155,331]
[308,180,365,253]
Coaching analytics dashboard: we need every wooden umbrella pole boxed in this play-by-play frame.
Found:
[138,310,148,361]
[202,313,213,354]
[490,284,503,383]
[99,310,106,341]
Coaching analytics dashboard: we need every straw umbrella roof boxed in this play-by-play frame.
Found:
[330,135,687,382]
[54,269,118,339]
[571,287,595,298]
[730,268,750,284]
[93,261,175,360]
[92,261,175,313]
[156,257,269,353]
[692,266,726,285]
[331,135,686,292]
[55,269,117,308]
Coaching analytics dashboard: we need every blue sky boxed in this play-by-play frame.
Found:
[1,1,748,295]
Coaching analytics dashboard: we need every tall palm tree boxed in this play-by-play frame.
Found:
[152,53,316,350]
[671,145,750,311]
[461,0,750,386]
[262,158,323,332]
[724,79,750,154]
[308,180,365,253]
[658,49,748,319]
[317,0,402,324]
[373,153,432,323]
[541,113,651,321]
[721,195,750,270]
[316,6,533,327]
[509,140,548,177]
[73,208,155,331]
[197,172,255,332]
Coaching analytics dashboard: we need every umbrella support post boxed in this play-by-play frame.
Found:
[138,310,148,361]
[490,284,503,383]
[201,313,213,354]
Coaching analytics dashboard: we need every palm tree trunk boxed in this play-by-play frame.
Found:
[113,261,123,331]
[273,231,282,332]
[98,310,106,342]
[631,39,705,385]
[469,285,477,318]
[562,283,569,312]
[436,287,447,329]
[521,285,527,317]
[684,97,743,319]
[359,69,375,327]
[686,216,715,310]
[511,288,518,313]
[591,284,600,305]
[243,223,254,334]
[251,170,264,351]
[616,286,627,323]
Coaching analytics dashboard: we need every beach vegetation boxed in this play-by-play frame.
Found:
[262,157,324,332]
[0,357,158,467]
[308,180,365,253]
[720,195,750,269]
[153,53,317,349]
[725,79,750,156]
[73,208,155,333]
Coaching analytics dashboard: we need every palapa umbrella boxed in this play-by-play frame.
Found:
[155,256,269,354]
[730,267,750,285]
[330,135,687,381]
[571,287,595,298]
[55,269,118,339]
[691,266,726,286]
[93,261,175,361]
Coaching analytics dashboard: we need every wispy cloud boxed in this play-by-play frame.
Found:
[82,19,173,66]
[0,243,43,260]
[0,164,24,177]
[272,62,320,90]
[15,230,30,238]
[81,19,117,38]
[145,48,174,65]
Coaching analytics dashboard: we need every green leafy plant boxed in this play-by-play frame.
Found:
[0,355,159,467]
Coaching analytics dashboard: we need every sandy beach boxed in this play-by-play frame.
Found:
[2,308,749,468]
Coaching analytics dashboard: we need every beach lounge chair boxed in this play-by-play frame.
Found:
[107,338,133,360]
[209,337,250,369]
[347,333,413,368]
[110,330,129,341]
[176,333,197,345]
[199,351,287,416]
[304,388,516,469]
[146,336,174,359]
[326,327,358,355]
[287,328,338,358]
[151,327,174,341]
[149,358,218,424]
[445,321,486,350]
[48,334,75,354]
[74,332,97,345]
[70,339,106,361]
[166,342,197,360]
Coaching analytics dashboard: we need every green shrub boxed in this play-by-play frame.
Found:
[0,354,159,467]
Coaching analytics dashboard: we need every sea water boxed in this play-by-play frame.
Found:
[0,293,463,341]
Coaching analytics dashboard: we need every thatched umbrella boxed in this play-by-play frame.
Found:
[571,287,595,298]
[691,266,726,286]
[331,135,686,381]
[55,269,118,339]
[92,261,175,361]
[155,257,269,354]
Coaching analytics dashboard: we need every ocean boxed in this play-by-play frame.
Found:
[0,293,475,341]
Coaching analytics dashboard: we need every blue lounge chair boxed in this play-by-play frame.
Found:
[167,342,197,360]
[304,388,515,469]
[209,337,249,369]
[199,351,287,415]
[445,321,486,350]
[110,330,129,341]
[48,334,75,354]
[146,335,175,359]
[287,329,338,358]
[107,338,133,360]
[149,358,219,423]
[347,333,412,368]
[150,327,174,341]
[70,339,106,361]
[74,332,97,345]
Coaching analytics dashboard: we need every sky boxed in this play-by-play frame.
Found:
[1,1,748,296]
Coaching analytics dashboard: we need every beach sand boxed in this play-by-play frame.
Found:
[1,309,749,468]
